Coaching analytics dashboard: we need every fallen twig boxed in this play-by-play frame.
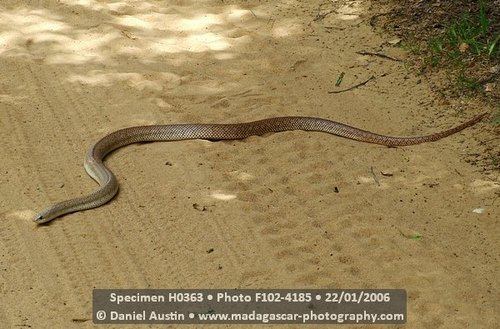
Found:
[120,30,137,40]
[356,51,401,62]
[313,2,337,23]
[328,75,375,94]
[314,9,337,21]
[324,26,346,31]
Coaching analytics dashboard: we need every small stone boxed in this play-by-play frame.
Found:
[388,38,401,45]
[459,43,469,53]
[484,83,495,92]
[472,208,484,214]
[193,203,207,211]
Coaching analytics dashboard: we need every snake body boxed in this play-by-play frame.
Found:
[33,113,487,224]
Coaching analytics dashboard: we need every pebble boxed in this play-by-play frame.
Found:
[472,208,485,214]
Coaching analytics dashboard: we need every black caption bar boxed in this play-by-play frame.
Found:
[93,289,406,324]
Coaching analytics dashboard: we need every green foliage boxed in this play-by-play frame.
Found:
[423,1,498,92]
[401,41,422,55]
[410,233,422,241]
[456,72,482,91]
[488,34,500,57]
[427,1,498,64]
[492,109,500,126]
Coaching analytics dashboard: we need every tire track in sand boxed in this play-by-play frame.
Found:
[229,134,349,287]
[7,63,149,311]
[4,62,121,319]
[109,146,195,287]
[51,65,153,288]
[26,63,191,288]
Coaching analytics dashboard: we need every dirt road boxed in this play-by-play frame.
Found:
[0,0,498,328]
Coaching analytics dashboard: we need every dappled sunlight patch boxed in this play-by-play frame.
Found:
[469,179,500,194]
[116,45,142,56]
[176,14,223,32]
[0,93,28,106]
[29,31,72,44]
[0,6,122,64]
[0,8,69,33]
[47,30,121,64]
[61,0,160,13]
[5,209,36,221]
[271,19,303,37]
[0,4,253,64]
[68,71,182,92]
[0,32,18,55]
[151,32,231,54]
[0,0,306,102]
[24,20,69,34]
[113,11,250,54]
[185,33,231,51]
[335,0,363,21]
[210,191,237,201]
[59,0,112,12]
[170,79,238,96]
[117,15,154,30]
[69,71,144,86]
[116,12,223,32]
[35,44,89,64]
[153,98,173,109]
[0,8,70,55]
[225,8,256,23]
[213,52,235,60]
[130,79,164,92]
[229,171,255,181]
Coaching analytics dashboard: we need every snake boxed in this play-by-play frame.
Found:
[33,113,487,224]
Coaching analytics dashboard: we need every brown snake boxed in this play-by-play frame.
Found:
[33,113,487,224]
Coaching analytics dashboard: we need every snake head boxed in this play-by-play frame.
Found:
[33,200,78,224]
[33,213,49,224]
[33,207,60,224]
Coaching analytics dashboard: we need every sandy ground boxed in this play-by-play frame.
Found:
[0,0,498,328]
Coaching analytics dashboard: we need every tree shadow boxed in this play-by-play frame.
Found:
[0,0,303,101]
